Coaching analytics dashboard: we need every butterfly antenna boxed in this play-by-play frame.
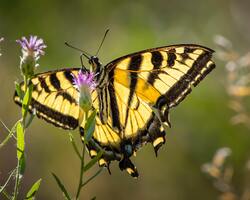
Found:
[65,42,90,59]
[95,29,109,56]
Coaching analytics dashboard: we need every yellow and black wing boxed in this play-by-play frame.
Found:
[14,68,82,129]
[88,44,215,177]
[107,44,215,108]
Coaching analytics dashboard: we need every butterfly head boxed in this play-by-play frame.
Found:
[89,56,102,72]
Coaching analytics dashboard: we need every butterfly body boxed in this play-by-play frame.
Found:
[14,44,215,178]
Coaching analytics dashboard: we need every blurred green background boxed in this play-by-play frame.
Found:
[1,0,250,199]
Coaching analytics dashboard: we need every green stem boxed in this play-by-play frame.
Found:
[22,77,28,120]
[81,168,103,188]
[76,144,85,199]
[13,161,20,200]
[0,169,16,194]
[2,189,12,200]
[69,133,81,160]
[0,121,18,150]
[13,77,29,200]
[75,110,90,200]
[23,76,28,92]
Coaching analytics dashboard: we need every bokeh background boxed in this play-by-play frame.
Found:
[1,0,250,199]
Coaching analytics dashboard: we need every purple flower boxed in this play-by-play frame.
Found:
[16,36,46,59]
[73,70,96,91]
[16,36,47,76]
[72,70,96,112]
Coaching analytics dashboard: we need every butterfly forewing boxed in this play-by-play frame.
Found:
[107,44,215,108]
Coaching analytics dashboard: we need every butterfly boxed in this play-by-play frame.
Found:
[14,43,215,178]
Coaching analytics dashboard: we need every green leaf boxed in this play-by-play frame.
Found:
[68,132,81,159]
[84,150,103,172]
[81,168,103,188]
[22,84,33,118]
[25,112,35,128]
[16,121,26,175]
[25,179,42,200]
[15,81,24,99]
[19,154,26,175]
[16,122,25,160]
[84,111,96,143]
[52,173,71,200]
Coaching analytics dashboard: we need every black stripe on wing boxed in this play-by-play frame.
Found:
[124,54,142,127]
[108,74,122,132]
[162,50,215,108]
[147,51,163,85]
[50,73,61,90]
[14,91,78,129]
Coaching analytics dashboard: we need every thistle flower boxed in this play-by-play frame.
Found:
[16,36,47,77]
[0,37,4,56]
[72,70,96,113]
